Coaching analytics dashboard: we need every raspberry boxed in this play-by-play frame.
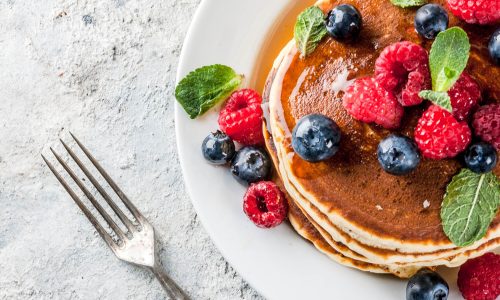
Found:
[243,181,288,228]
[449,73,482,121]
[218,89,264,145]
[472,104,500,151]
[458,253,500,300]
[414,105,472,159]
[375,41,431,106]
[342,77,404,129]
[447,0,500,24]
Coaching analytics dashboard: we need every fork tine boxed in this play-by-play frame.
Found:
[49,147,127,241]
[60,139,136,232]
[42,154,116,248]
[69,132,143,222]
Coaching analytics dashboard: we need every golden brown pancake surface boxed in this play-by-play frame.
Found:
[274,0,500,243]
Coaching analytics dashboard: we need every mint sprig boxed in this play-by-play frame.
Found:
[175,64,242,119]
[294,6,327,58]
[441,169,500,247]
[418,91,452,112]
[390,0,427,8]
[421,27,470,111]
[430,27,470,92]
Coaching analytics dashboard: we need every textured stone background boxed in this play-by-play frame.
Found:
[0,0,262,299]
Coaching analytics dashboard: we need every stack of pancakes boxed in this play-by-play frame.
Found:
[263,0,500,277]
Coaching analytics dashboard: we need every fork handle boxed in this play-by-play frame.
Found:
[151,264,190,300]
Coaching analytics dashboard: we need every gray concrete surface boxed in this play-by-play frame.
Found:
[0,0,263,299]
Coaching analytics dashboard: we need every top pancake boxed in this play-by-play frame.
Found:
[265,39,500,272]
[271,0,500,245]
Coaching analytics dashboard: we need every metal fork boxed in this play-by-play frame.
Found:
[42,133,189,300]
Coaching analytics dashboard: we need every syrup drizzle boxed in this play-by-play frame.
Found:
[329,67,355,95]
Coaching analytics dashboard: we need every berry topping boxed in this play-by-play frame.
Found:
[414,4,449,40]
[291,114,341,163]
[489,29,500,66]
[218,89,264,146]
[415,105,472,159]
[325,4,362,40]
[375,41,431,107]
[230,147,271,184]
[464,142,498,174]
[472,104,500,151]
[343,77,404,129]
[377,135,421,175]
[406,269,449,300]
[447,0,500,24]
[458,253,500,300]
[449,73,481,121]
[243,181,288,228]
[201,130,236,165]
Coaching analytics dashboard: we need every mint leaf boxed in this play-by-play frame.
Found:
[390,0,427,8]
[441,169,500,247]
[294,6,327,57]
[419,90,452,112]
[175,64,242,119]
[429,27,470,92]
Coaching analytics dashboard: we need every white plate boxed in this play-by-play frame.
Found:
[175,0,463,299]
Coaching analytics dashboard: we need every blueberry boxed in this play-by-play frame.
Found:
[230,147,271,184]
[292,114,341,162]
[377,135,421,175]
[201,130,235,165]
[406,269,449,300]
[325,4,362,40]
[489,29,500,65]
[464,142,498,174]
[414,4,449,39]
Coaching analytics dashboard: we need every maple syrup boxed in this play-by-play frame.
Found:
[249,1,314,93]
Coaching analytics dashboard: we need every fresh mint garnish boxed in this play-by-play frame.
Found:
[421,27,470,111]
[175,64,242,119]
[294,6,327,57]
[441,169,500,247]
[429,27,470,93]
[390,0,427,8]
[419,90,452,112]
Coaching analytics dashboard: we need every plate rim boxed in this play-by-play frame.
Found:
[174,0,268,297]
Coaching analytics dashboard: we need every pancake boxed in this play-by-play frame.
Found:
[266,110,422,278]
[268,0,499,250]
[289,195,423,278]
[277,140,500,266]
[263,42,499,278]
[263,0,500,277]
[267,91,499,278]
[264,49,423,277]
